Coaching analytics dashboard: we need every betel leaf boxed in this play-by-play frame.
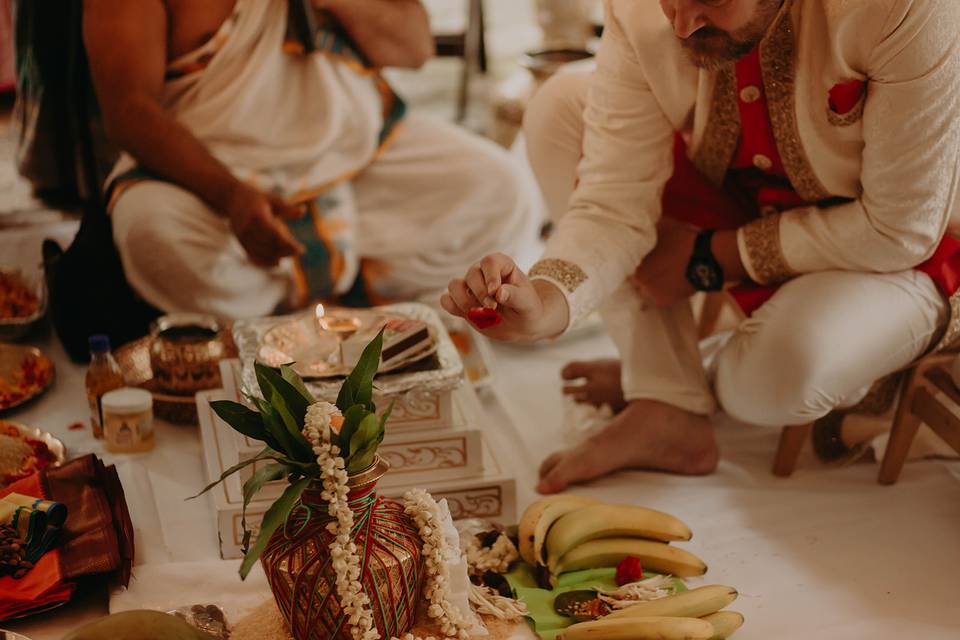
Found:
[256,363,315,462]
[254,396,301,460]
[280,364,315,404]
[347,443,378,475]
[337,404,369,459]
[188,447,275,500]
[336,329,384,412]
[266,386,315,463]
[210,400,282,451]
[255,362,310,428]
[239,477,311,579]
[375,400,395,446]
[349,413,380,462]
[241,462,290,540]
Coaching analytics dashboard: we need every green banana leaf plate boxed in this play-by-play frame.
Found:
[505,563,688,640]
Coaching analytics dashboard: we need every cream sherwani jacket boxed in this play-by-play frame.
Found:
[530,0,960,349]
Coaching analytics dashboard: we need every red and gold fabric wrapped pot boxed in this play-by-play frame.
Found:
[260,456,424,640]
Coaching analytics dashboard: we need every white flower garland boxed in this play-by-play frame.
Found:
[304,403,474,640]
[463,532,519,576]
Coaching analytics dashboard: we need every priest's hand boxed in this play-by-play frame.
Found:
[441,253,569,342]
[222,182,307,268]
[631,218,698,307]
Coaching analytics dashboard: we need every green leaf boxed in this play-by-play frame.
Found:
[269,389,315,463]
[280,364,315,404]
[376,400,394,446]
[241,462,290,541]
[349,413,380,461]
[346,443,378,475]
[336,329,384,412]
[255,362,310,428]
[242,463,289,511]
[256,364,315,462]
[188,447,275,500]
[210,400,282,451]
[276,457,321,475]
[254,397,301,459]
[239,477,311,580]
[336,405,368,459]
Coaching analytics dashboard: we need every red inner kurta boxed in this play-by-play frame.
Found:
[661,47,960,315]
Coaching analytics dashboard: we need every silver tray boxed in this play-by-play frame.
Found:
[255,308,439,379]
[233,303,464,402]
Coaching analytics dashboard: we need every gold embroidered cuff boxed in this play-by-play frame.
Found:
[529,258,588,293]
[739,215,794,285]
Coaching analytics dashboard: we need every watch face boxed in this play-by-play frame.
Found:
[687,259,723,291]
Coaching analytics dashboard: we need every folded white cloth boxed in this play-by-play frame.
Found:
[436,499,488,636]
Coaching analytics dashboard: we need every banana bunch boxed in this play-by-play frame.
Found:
[518,497,744,639]
[518,496,706,580]
[560,586,744,640]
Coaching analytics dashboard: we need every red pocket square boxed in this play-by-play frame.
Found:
[828,79,866,115]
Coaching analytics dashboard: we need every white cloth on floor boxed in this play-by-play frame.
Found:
[109,560,271,624]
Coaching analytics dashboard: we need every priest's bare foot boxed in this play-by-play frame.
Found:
[537,399,718,494]
[561,360,627,412]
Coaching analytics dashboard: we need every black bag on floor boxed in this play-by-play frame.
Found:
[42,213,161,364]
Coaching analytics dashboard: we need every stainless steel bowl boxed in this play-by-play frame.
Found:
[0,266,48,341]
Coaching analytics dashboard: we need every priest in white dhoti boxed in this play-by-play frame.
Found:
[83,0,539,319]
[443,0,960,493]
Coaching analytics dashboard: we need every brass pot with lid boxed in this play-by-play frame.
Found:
[148,314,227,396]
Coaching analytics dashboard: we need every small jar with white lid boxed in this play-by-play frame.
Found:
[101,388,155,453]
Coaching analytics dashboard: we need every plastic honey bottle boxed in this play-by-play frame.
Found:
[85,334,126,439]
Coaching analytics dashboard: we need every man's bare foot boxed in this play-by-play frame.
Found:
[537,399,718,494]
[562,360,627,412]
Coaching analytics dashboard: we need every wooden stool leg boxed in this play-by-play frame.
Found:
[879,368,923,485]
[773,423,814,477]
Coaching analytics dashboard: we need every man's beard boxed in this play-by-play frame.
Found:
[680,0,783,70]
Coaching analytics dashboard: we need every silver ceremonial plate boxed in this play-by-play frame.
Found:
[254,307,438,379]
[234,302,464,402]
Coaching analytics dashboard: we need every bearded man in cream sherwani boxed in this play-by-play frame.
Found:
[83,0,539,318]
[443,0,960,493]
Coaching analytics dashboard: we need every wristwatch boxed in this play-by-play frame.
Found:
[685,229,725,292]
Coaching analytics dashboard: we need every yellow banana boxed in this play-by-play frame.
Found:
[605,585,737,620]
[517,495,599,566]
[559,616,714,640]
[702,611,745,639]
[549,537,707,579]
[545,504,692,564]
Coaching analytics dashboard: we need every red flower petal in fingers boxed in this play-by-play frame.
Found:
[468,307,503,330]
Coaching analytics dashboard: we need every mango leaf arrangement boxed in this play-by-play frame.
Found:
[194,330,392,577]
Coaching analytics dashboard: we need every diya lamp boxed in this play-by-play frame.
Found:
[314,304,362,340]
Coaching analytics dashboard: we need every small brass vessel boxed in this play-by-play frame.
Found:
[149,314,227,396]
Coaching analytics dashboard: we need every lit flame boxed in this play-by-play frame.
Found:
[315,303,325,321]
